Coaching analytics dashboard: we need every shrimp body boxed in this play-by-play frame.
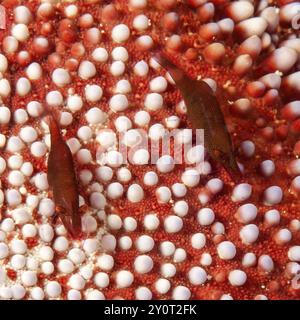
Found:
[154,53,240,175]
[47,115,81,238]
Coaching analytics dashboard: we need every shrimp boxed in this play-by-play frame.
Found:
[154,53,240,176]
[47,114,81,238]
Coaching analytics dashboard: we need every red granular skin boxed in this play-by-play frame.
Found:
[25,237,39,249]
[0,0,300,300]
[6,268,17,280]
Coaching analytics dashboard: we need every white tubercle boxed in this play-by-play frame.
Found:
[46,91,63,106]
[116,270,134,288]
[85,84,103,102]
[107,214,122,230]
[78,60,96,80]
[265,47,298,73]
[136,235,154,253]
[206,178,223,194]
[164,215,183,233]
[288,245,300,262]
[135,287,152,300]
[133,14,149,31]
[92,47,108,62]
[123,129,141,147]
[134,255,153,274]
[211,222,225,235]
[161,263,176,278]
[134,60,149,77]
[188,266,207,285]
[165,115,180,129]
[172,286,191,300]
[26,63,42,80]
[115,79,131,94]
[236,17,268,39]
[97,254,114,271]
[111,47,129,62]
[132,149,149,165]
[181,169,200,187]
[144,93,163,111]
[117,168,132,183]
[11,24,29,42]
[197,208,215,226]
[122,216,137,232]
[260,7,279,32]
[171,183,187,198]
[156,186,171,203]
[258,255,274,272]
[173,200,189,217]
[280,38,300,55]
[136,35,153,50]
[109,94,129,112]
[242,252,257,267]
[14,6,32,24]
[41,261,54,275]
[45,281,62,298]
[150,76,168,93]
[127,184,144,203]
[240,140,255,157]
[52,68,71,87]
[217,241,237,260]
[156,155,175,173]
[111,24,130,43]
[274,229,292,245]
[191,233,206,249]
[160,241,175,257]
[228,270,247,286]
[280,3,300,24]
[259,73,281,89]
[264,209,280,226]
[187,145,205,164]
[3,36,19,54]
[231,183,252,202]
[218,18,234,34]
[200,253,212,266]
[144,214,159,231]
[83,237,100,255]
[27,101,43,118]
[85,107,105,125]
[239,224,259,244]
[130,0,148,10]
[107,183,124,200]
[114,116,132,132]
[149,123,166,140]
[0,78,11,97]
[260,160,275,177]
[0,106,11,124]
[235,203,257,224]
[64,4,78,18]
[173,248,186,263]
[110,61,125,76]
[16,78,31,96]
[0,54,8,73]
[263,186,283,205]
[134,110,150,127]
[155,278,171,294]
[226,1,254,22]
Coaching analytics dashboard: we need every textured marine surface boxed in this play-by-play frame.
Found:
[0,0,300,300]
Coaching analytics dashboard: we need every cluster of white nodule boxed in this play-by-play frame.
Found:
[1,0,300,302]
